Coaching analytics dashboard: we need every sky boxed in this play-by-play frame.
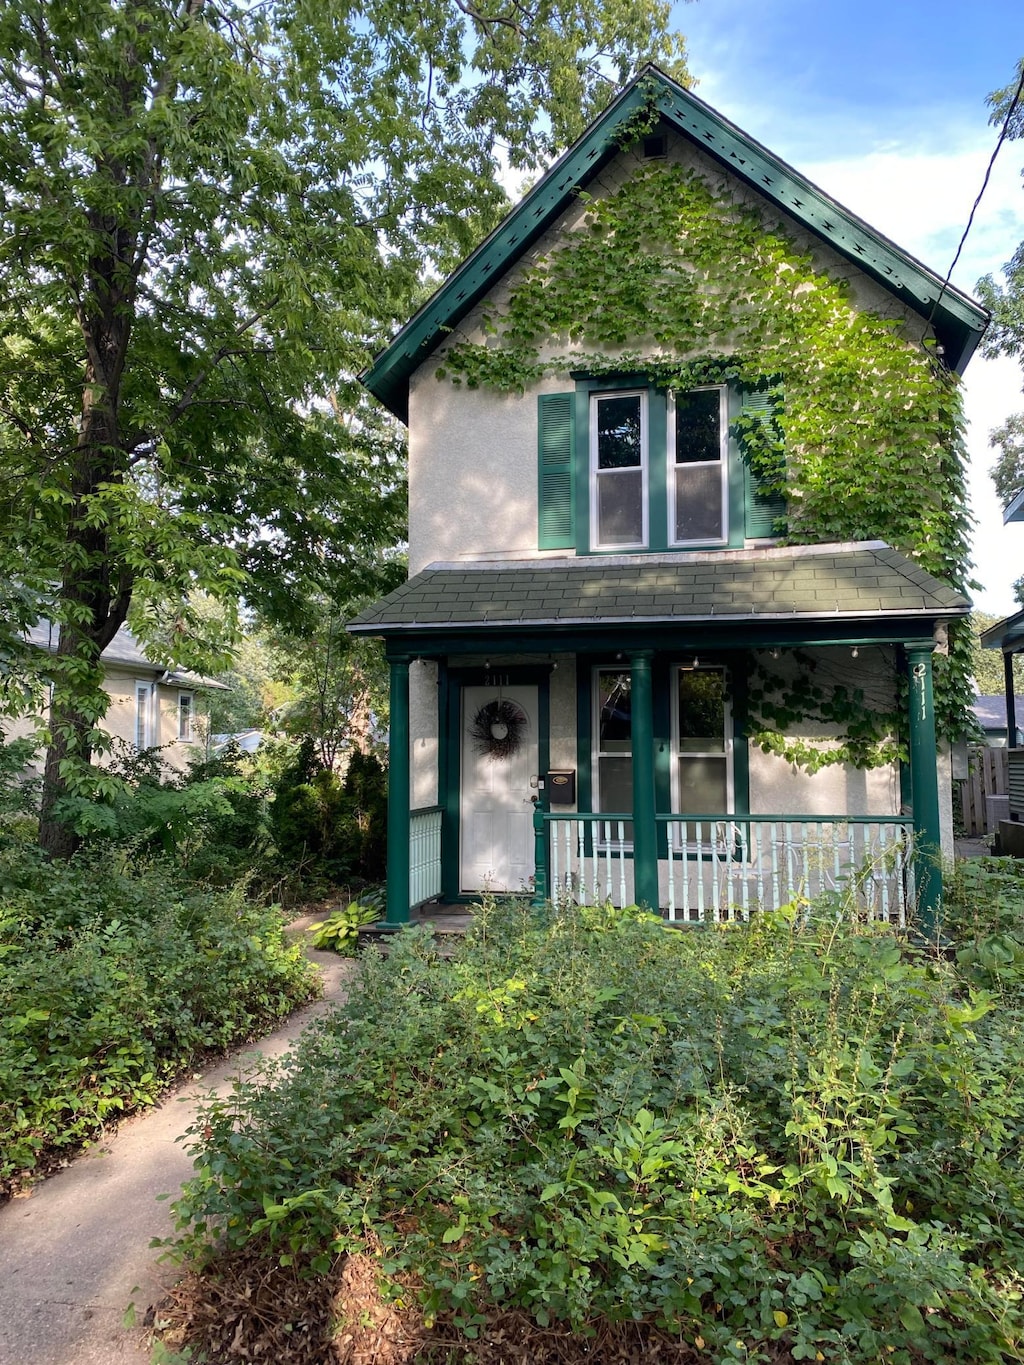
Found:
[672,0,1024,616]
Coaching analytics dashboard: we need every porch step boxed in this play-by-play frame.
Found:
[357,903,474,952]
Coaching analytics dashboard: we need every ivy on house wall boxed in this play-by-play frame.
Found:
[437,158,976,768]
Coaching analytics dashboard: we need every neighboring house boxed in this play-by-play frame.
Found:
[5,621,224,773]
[970,695,1024,748]
[351,67,988,929]
[979,489,1024,845]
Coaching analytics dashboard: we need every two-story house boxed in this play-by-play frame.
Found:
[351,66,987,932]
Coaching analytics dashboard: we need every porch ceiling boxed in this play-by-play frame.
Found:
[980,606,1024,655]
[349,541,968,651]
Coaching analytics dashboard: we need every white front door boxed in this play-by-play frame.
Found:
[460,684,538,894]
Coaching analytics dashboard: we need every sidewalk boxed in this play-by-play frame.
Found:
[0,928,358,1365]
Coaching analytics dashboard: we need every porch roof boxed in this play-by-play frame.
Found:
[349,541,968,645]
[980,606,1024,655]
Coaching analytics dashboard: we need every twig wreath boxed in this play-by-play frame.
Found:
[471,699,528,760]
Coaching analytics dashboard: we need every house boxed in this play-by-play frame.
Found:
[971,694,1024,747]
[979,489,1024,850]
[4,621,224,772]
[350,66,988,932]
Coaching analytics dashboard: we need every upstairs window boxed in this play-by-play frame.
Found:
[537,382,784,554]
[670,389,727,546]
[591,391,647,548]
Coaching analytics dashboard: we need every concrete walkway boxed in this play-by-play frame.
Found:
[0,927,358,1365]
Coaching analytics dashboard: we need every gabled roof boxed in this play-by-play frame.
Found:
[972,695,1024,731]
[363,65,989,422]
[1004,487,1024,523]
[27,621,227,689]
[349,541,969,637]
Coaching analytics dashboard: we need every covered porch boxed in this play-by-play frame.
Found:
[981,605,1024,857]
[349,543,970,938]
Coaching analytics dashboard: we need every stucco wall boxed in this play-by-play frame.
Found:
[407,128,931,572]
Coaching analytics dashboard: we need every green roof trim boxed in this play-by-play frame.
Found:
[348,542,969,637]
[362,66,989,422]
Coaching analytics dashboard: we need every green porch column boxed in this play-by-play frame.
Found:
[385,655,412,926]
[906,644,942,937]
[630,650,659,912]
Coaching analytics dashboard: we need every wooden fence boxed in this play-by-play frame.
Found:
[958,745,1009,836]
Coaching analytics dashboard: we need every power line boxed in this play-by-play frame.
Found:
[927,61,1024,334]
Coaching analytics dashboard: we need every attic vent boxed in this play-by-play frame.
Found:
[642,134,667,159]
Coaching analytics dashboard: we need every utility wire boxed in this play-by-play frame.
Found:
[927,61,1024,333]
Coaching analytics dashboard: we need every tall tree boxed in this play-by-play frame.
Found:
[977,57,1024,604]
[0,0,688,854]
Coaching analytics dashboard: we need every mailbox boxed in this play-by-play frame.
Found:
[546,770,576,805]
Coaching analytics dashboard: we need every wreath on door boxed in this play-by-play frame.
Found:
[471,698,528,760]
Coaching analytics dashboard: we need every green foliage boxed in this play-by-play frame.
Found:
[440,158,976,762]
[268,738,347,877]
[0,0,686,852]
[337,750,389,884]
[979,59,1024,600]
[169,884,1024,1362]
[970,612,1024,696]
[0,846,315,1192]
[308,891,385,955]
[270,616,391,770]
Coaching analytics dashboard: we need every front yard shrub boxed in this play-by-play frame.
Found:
[168,881,1024,1364]
[0,845,316,1195]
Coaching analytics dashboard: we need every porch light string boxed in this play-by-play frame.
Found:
[926,61,1024,336]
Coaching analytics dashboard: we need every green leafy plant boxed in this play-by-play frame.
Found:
[308,893,384,954]
[165,880,1024,1363]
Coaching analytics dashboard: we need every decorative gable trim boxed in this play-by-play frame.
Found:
[362,66,989,421]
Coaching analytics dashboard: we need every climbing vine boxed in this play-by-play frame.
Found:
[436,156,976,767]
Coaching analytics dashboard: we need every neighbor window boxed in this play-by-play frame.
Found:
[135,681,153,750]
[177,691,194,742]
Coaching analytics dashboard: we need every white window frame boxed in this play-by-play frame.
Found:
[589,389,649,551]
[592,666,635,846]
[670,665,734,846]
[134,680,154,750]
[668,386,729,548]
[177,690,194,743]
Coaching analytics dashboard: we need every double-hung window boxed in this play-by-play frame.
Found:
[672,667,731,817]
[590,391,648,549]
[537,382,783,553]
[588,384,728,552]
[670,389,728,546]
[591,664,733,828]
[594,669,634,838]
[135,681,153,750]
[178,691,194,743]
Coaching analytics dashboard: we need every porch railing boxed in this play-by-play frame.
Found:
[545,812,915,926]
[410,806,443,908]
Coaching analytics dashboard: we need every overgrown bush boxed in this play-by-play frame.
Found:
[0,844,316,1195]
[169,884,1024,1364]
[268,737,388,894]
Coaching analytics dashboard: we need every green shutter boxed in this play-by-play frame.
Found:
[741,390,786,539]
[538,392,576,549]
